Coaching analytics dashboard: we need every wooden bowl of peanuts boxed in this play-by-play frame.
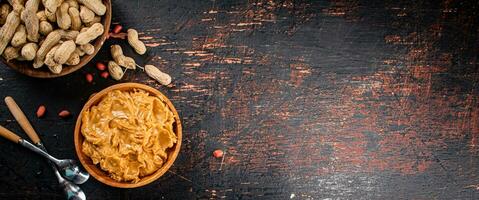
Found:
[0,0,111,78]
[74,83,182,188]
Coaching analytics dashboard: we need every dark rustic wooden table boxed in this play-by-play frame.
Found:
[1,0,479,199]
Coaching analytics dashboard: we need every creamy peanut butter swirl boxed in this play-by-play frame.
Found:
[81,89,177,183]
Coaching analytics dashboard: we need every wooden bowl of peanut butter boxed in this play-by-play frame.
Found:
[73,82,182,188]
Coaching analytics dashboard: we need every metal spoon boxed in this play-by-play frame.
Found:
[53,160,86,200]
[46,143,86,200]
[0,126,86,200]
[38,143,87,200]
[4,97,90,184]
[8,131,90,185]
[21,143,90,184]
[3,96,86,199]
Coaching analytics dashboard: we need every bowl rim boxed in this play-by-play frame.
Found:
[1,0,112,79]
[73,82,182,188]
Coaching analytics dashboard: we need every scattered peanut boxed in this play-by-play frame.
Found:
[112,24,122,34]
[20,42,37,60]
[213,149,224,158]
[79,5,94,23]
[0,4,11,25]
[68,7,81,31]
[79,43,94,55]
[38,20,52,35]
[108,61,124,80]
[33,30,61,68]
[75,22,103,45]
[11,24,27,47]
[77,0,106,16]
[145,64,172,86]
[127,29,146,55]
[36,105,46,118]
[96,62,105,70]
[121,57,136,69]
[110,45,136,69]
[58,110,70,118]
[100,71,108,78]
[55,2,71,30]
[20,0,40,42]
[85,73,93,83]
[0,11,21,55]
[53,40,75,64]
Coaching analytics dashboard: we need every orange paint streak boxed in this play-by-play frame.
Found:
[384,35,402,44]
[182,62,202,67]
[145,43,160,47]
[290,63,312,87]
[139,36,154,40]
[222,58,242,64]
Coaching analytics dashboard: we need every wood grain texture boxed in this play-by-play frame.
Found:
[0,0,478,199]
[4,96,41,144]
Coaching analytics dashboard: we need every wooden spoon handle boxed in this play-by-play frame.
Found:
[4,96,41,144]
[0,125,21,143]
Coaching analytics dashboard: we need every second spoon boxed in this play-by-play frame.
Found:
[4,96,90,184]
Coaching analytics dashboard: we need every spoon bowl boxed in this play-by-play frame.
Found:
[57,159,90,185]
[55,169,86,200]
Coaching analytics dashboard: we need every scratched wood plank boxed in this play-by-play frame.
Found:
[0,0,478,199]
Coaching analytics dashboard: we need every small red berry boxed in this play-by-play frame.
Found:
[36,105,46,118]
[213,149,224,158]
[58,110,70,118]
[113,25,123,34]
[86,73,93,83]
[96,62,106,71]
[100,71,109,78]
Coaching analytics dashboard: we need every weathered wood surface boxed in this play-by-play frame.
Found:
[1,0,479,199]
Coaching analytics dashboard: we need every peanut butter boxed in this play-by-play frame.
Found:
[81,89,177,183]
